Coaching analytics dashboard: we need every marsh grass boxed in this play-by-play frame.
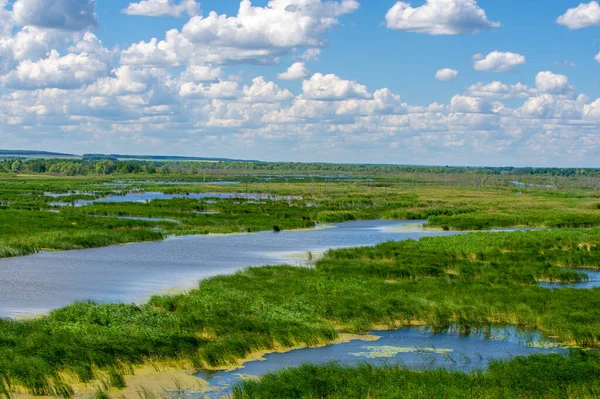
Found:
[2,230,600,396]
[233,352,600,398]
[3,176,600,258]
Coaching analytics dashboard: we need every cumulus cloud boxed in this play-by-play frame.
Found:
[243,77,293,103]
[13,0,98,31]
[385,0,500,35]
[122,0,200,18]
[557,1,600,29]
[449,95,492,113]
[278,62,310,80]
[179,80,240,99]
[0,26,75,70]
[473,51,525,72]
[84,66,150,97]
[0,0,13,36]
[583,98,600,119]
[302,73,371,100]
[180,64,223,82]
[535,71,572,95]
[519,94,588,119]
[466,81,533,99]
[121,31,193,67]
[2,50,110,90]
[122,0,359,66]
[435,68,458,81]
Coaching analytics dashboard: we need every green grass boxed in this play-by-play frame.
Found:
[2,174,600,259]
[233,352,600,398]
[2,229,600,396]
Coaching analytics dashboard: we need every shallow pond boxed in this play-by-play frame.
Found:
[539,269,600,289]
[0,220,455,318]
[50,191,302,206]
[195,328,564,398]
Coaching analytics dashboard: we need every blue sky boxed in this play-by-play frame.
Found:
[1,0,600,166]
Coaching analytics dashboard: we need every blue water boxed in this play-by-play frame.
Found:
[0,220,454,318]
[539,269,600,289]
[49,192,302,207]
[195,328,564,398]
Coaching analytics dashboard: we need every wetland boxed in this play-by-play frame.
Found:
[2,162,600,398]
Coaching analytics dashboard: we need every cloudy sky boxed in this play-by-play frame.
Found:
[1,0,600,166]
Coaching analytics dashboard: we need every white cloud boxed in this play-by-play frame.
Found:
[449,95,492,113]
[300,48,321,62]
[583,98,600,119]
[535,71,572,95]
[243,77,293,103]
[278,62,310,80]
[179,80,240,99]
[473,51,525,72]
[557,1,600,29]
[466,81,533,99]
[302,73,371,100]
[0,0,13,36]
[84,66,155,97]
[519,94,588,119]
[595,52,600,63]
[122,0,200,18]
[121,30,193,67]
[122,0,359,66]
[0,26,75,75]
[435,68,458,81]
[13,0,98,31]
[385,0,500,35]
[180,64,223,82]
[2,50,110,90]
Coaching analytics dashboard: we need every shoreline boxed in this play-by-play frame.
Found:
[8,333,381,399]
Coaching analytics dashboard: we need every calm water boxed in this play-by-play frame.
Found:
[539,269,600,289]
[196,328,564,398]
[101,181,239,187]
[50,191,302,207]
[0,220,455,318]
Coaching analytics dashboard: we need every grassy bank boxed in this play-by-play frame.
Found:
[2,229,600,397]
[233,352,600,398]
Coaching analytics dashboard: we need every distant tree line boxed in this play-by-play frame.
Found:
[0,158,599,178]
